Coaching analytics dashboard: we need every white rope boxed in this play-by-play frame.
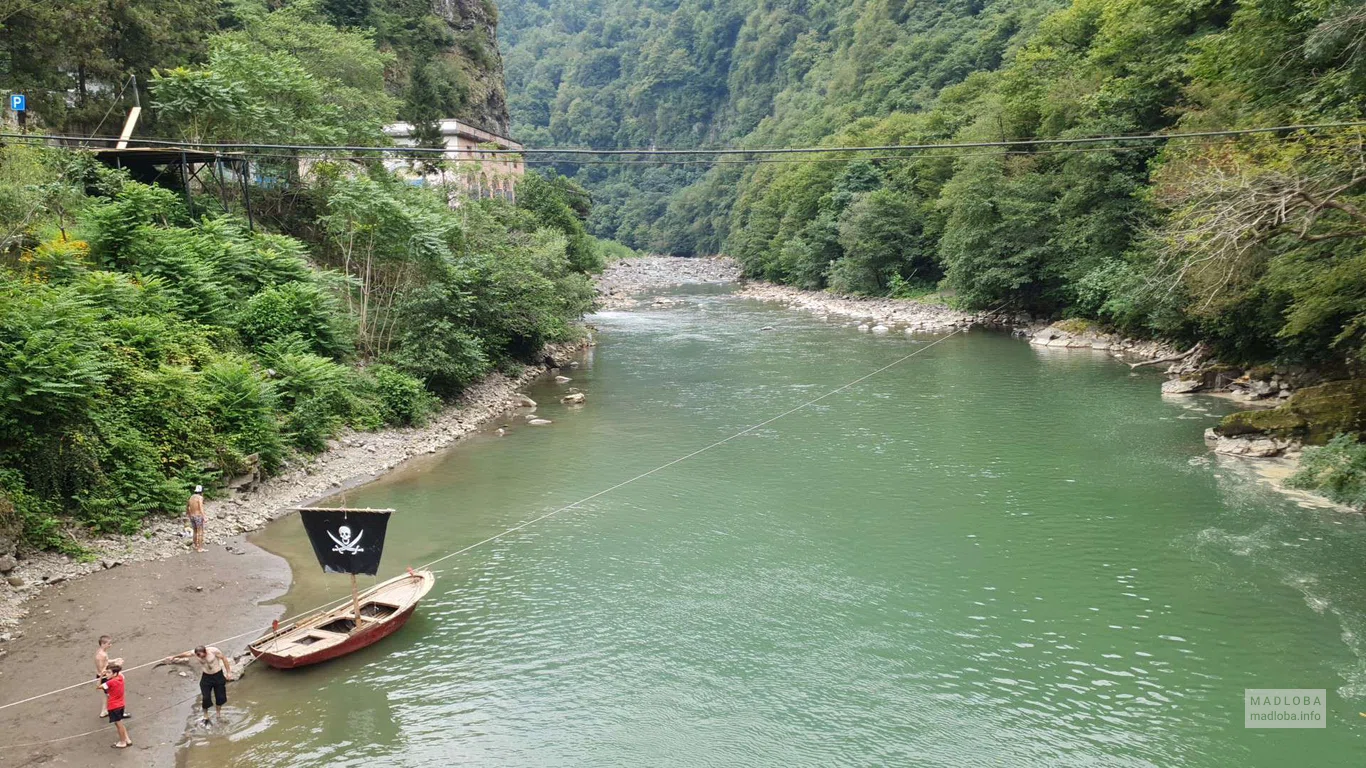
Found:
[422,320,981,574]
[0,311,992,720]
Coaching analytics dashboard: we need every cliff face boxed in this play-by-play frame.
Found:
[433,0,510,136]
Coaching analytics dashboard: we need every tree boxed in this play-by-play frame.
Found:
[829,189,925,295]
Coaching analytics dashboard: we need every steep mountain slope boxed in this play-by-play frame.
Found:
[498,0,1059,250]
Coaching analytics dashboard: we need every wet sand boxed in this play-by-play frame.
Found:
[0,539,288,768]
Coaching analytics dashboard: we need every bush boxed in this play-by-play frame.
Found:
[0,470,71,553]
[370,364,438,426]
[390,319,489,398]
[594,238,637,263]
[264,344,384,448]
[236,281,349,358]
[1287,434,1366,509]
[202,358,285,472]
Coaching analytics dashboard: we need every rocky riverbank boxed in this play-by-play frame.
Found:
[595,255,742,309]
[736,281,1023,334]
[731,276,1358,511]
[0,339,590,634]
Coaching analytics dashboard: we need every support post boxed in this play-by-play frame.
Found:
[351,573,362,624]
[115,106,141,149]
[215,155,229,212]
[240,158,254,232]
[179,150,195,220]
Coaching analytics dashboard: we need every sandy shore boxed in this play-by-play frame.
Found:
[2,539,288,768]
[0,259,727,764]
[0,339,588,766]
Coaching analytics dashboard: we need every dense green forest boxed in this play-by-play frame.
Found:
[501,0,1366,369]
[1,0,509,135]
[0,3,607,548]
[500,0,1366,506]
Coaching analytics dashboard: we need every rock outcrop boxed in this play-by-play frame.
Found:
[433,0,510,135]
[1213,380,1366,448]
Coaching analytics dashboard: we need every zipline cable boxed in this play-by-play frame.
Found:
[2,120,1365,156]
[0,304,1002,723]
[1,128,1355,169]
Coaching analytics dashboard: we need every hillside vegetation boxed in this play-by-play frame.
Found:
[502,0,1366,372]
[0,4,606,548]
[500,0,1366,504]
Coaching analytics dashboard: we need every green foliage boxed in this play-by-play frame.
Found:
[516,172,603,273]
[236,282,350,358]
[502,0,1366,372]
[0,0,219,134]
[202,357,285,472]
[0,471,71,554]
[1288,434,1366,510]
[0,3,596,550]
[370,364,438,427]
[831,189,929,296]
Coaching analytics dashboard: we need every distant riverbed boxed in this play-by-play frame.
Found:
[190,288,1366,767]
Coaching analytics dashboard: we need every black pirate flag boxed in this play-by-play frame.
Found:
[298,508,392,575]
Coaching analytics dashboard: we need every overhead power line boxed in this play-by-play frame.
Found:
[2,120,1365,159]
[1,128,1355,169]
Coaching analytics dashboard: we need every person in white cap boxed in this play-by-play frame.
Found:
[187,485,206,552]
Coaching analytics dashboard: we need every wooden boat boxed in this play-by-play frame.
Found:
[249,568,436,669]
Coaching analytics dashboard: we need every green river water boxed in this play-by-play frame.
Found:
[185,290,1366,767]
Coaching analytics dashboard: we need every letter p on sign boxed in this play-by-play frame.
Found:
[10,94,25,112]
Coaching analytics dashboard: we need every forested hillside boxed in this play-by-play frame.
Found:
[0,3,606,548]
[2,0,510,134]
[501,0,1366,370]
[501,0,1366,505]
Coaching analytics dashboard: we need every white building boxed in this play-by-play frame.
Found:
[383,119,524,203]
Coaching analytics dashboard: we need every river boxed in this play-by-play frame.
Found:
[183,290,1366,767]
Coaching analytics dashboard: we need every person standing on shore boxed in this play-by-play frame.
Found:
[164,646,232,725]
[187,485,206,553]
[100,660,131,749]
[94,635,112,718]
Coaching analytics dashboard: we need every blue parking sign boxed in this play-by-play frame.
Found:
[10,94,25,112]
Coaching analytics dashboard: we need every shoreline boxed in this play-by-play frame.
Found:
[0,339,588,767]
[0,340,589,634]
[0,256,1350,764]
[0,257,732,765]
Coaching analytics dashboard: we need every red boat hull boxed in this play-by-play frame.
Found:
[250,602,419,669]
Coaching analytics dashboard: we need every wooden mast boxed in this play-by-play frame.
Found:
[351,573,362,623]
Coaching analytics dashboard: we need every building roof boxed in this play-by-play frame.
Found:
[384,119,523,151]
[89,147,249,167]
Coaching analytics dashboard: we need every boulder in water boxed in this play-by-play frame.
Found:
[561,392,586,405]
[1161,377,1204,395]
[513,394,537,408]
[555,375,572,384]
[871,325,890,334]
[528,418,553,426]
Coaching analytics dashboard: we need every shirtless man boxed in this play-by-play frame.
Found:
[94,635,112,718]
[164,645,233,725]
[186,485,206,553]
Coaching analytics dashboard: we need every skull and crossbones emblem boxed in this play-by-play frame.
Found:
[328,525,365,554]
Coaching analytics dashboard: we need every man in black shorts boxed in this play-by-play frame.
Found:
[165,645,233,725]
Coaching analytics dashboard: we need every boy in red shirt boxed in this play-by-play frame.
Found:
[100,660,131,749]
